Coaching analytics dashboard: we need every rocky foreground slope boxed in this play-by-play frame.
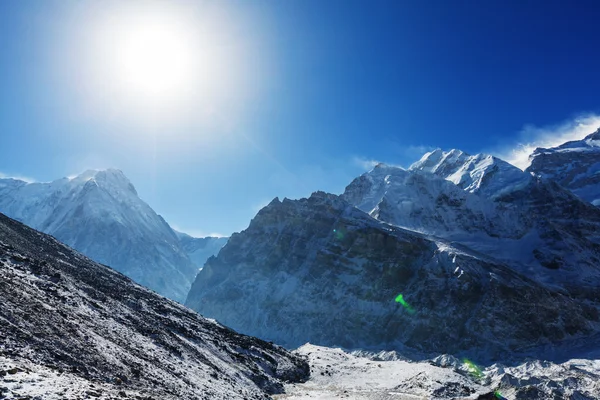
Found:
[0,212,308,400]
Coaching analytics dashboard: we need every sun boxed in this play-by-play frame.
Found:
[114,15,196,98]
[86,2,207,110]
[69,1,263,127]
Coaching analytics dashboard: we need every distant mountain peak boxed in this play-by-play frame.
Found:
[68,168,137,196]
[410,148,530,199]
[0,168,194,301]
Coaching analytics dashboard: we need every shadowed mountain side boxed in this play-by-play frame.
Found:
[186,192,600,363]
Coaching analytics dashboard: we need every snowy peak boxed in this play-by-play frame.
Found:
[0,169,196,302]
[71,168,138,196]
[410,148,468,175]
[342,163,526,243]
[410,148,531,199]
[529,130,600,157]
[527,128,600,205]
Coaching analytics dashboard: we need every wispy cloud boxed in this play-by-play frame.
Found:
[352,144,434,172]
[0,172,36,183]
[495,113,600,170]
[352,157,382,170]
[170,224,227,238]
[352,156,405,171]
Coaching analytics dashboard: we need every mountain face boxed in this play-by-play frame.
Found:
[185,192,600,360]
[0,169,209,302]
[0,212,309,399]
[526,128,600,206]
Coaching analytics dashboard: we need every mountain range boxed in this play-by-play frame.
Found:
[2,129,600,362]
[2,128,600,398]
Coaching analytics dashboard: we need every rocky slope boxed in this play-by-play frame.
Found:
[186,192,600,360]
[0,169,197,302]
[526,128,600,206]
[0,212,309,399]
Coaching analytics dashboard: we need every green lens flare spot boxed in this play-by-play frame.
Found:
[394,293,416,314]
[462,358,484,380]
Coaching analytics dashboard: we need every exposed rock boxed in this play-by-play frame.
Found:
[186,192,600,360]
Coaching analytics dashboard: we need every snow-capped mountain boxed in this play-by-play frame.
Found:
[0,211,309,399]
[186,191,600,359]
[341,163,525,240]
[341,163,600,292]
[0,169,197,302]
[176,230,228,271]
[526,128,600,206]
[409,149,532,199]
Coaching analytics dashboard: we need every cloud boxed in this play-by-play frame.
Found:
[352,144,436,172]
[352,157,382,170]
[170,224,227,238]
[495,114,600,170]
[0,172,36,183]
[352,156,406,171]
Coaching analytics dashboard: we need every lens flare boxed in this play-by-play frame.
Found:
[463,358,484,380]
[394,293,416,314]
[494,390,508,399]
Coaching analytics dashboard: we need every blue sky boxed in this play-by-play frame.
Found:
[1,0,600,236]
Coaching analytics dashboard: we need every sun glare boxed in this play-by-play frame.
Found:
[61,1,266,130]
[97,7,202,104]
[72,1,239,125]
[115,17,195,97]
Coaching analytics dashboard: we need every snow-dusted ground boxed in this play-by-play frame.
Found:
[274,345,486,400]
[274,344,600,400]
[0,356,151,400]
